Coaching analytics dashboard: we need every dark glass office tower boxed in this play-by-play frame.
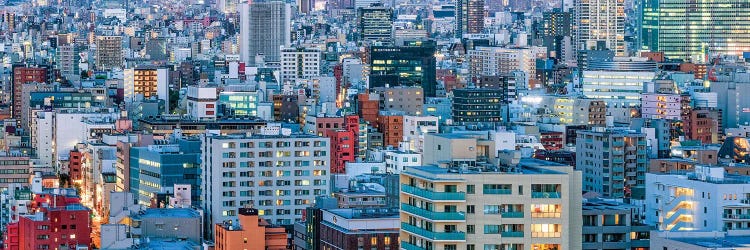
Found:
[451,88,503,126]
[369,40,437,97]
[641,0,750,61]
[357,5,393,44]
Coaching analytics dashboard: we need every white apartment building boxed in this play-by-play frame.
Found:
[574,0,625,55]
[467,46,545,81]
[641,93,683,120]
[646,166,750,232]
[403,115,439,152]
[384,149,422,174]
[201,131,330,238]
[279,47,322,82]
[400,159,582,250]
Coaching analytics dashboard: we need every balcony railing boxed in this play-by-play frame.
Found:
[484,189,512,195]
[401,241,424,250]
[501,231,524,237]
[401,185,465,201]
[501,211,524,218]
[401,223,466,241]
[401,204,465,221]
[532,192,561,198]
[723,214,750,220]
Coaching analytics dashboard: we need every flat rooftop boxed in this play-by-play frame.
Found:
[668,236,750,248]
[408,158,568,176]
[135,208,201,219]
[326,208,399,220]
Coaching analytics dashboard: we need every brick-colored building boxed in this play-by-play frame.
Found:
[358,93,380,124]
[69,149,83,181]
[328,129,356,174]
[375,112,403,148]
[12,66,47,118]
[214,208,287,250]
[540,131,564,150]
[685,108,721,144]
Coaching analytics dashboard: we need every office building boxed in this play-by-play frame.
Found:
[240,1,292,65]
[551,98,607,126]
[357,5,393,44]
[279,47,322,82]
[95,36,123,70]
[400,159,582,250]
[129,139,201,207]
[214,207,287,250]
[581,58,657,123]
[369,40,437,97]
[0,156,30,189]
[576,127,648,199]
[467,47,545,88]
[574,0,625,55]
[646,166,750,232]
[641,0,750,61]
[373,86,424,115]
[123,67,170,104]
[12,66,48,119]
[201,130,330,237]
[56,43,80,79]
[452,88,503,127]
[219,91,260,117]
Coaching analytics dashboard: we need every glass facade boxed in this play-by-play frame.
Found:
[369,40,437,97]
[219,92,259,116]
[642,0,750,61]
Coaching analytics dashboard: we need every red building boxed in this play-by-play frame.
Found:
[685,108,721,144]
[540,131,563,150]
[328,129,356,174]
[4,190,92,250]
[69,149,83,181]
[375,113,403,148]
[12,67,47,118]
[326,115,360,173]
[358,93,379,124]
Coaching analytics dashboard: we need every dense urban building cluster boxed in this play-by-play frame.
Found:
[0,0,749,249]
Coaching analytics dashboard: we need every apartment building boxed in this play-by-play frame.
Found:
[399,159,582,250]
[646,166,750,232]
[279,47,322,82]
[576,127,648,199]
[201,130,330,238]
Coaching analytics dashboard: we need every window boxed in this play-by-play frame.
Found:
[467,245,475,250]
[484,205,501,214]
[467,225,475,234]
[467,185,475,194]
[531,224,561,238]
[484,225,500,234]
[467,205,475,214]
[445,245,456,250]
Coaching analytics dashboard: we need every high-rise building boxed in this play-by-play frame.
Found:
[400,159,582,250]
[574,0,625,55]
[239,1,291,65]
[540,10,574,63]
[357,5,393,44]
[95,36,123,70]
[452,88,504,126]
[455,0,484,37]
[641,0,750,61]
[123,68,170,104]
[576,127,648,199]
[279,47,321,82]
[467,46,545,87]
[56,44,80,79]
[201,130,330,238]
[12,66,48,119]
[580,58,657,123]
[369,40,437,97]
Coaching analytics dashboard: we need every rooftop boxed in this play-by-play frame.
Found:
[668,236,750,248]
[582,199,637,211]
[406,158,569,177]
[326,208,399,220]
[134,208,201,219]
[139,238,201,250]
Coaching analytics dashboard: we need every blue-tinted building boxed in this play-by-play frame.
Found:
[423,97,452,125]
[129,138,201,207]
[218,91,259,117]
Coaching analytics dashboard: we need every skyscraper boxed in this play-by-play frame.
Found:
[455,0,484,37]
[357,5,393,44]
[369,40,437,97]
[574,0,625,55]
[239,1,291,66]
[641,0,750,61]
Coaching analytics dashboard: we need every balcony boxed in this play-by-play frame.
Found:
[501,231,524,237]
[401,241,424,250]
[501,211,524,218]
[401,204,465,221]
[723,214,750,220]
[612,141,625,147]
[401,223,466,241]
[612,158,624,164]
[484,189,512,195]
[532,192,561,199]
[401,185,466,201]
[612,166,624,173]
